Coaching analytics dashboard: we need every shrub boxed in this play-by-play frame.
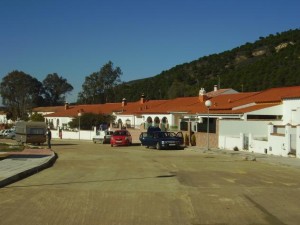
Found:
[191,134,196,146]
[184,133,189,146]
[233,146,239,151]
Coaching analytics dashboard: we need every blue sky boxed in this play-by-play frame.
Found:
[0,0,299,103]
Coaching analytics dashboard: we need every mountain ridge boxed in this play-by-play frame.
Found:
[113,28,300,102]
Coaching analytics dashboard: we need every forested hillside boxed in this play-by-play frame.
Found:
[113,29,300,101]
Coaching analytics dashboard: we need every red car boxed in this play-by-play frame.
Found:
[110,130,132,147]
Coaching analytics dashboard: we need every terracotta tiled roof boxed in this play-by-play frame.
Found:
[207,88,237,97]
[232,103,280,113]
[32,106,66,113]
[44,103,121,117]
[36,85,300,117]
[118,100,168,115]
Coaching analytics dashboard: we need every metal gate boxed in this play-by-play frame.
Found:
[244,135,249,150]
[290,133,296,155]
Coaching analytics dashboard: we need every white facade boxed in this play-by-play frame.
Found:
[245,104,282,118]
[45,116,73,129]
[219,98,300,158]
[114,113,174,129]
[282,98,300,125]
[0,113,13,124]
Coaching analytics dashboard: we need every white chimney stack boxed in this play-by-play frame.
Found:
[214,85,218,92]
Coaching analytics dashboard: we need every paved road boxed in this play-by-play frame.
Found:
[1,139,300,225]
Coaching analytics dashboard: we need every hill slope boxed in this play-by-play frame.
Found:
[114,29,300,101]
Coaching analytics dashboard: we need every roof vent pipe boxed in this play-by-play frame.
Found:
[122,98,127,107]
[141,93,146,104]
[214,85,218,92]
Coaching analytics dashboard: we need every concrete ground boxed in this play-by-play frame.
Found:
[1,139,300,225]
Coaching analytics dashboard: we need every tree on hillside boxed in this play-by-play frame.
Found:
[78,61,122,104]
[43,73,73,106]
[0,70,44,120]
[109,29,300,101]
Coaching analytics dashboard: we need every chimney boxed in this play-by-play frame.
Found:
[199,88,208,102]
[122,98,127,107]
[64,102,69,110]
[140,93,146,104]
[214,85,218,92]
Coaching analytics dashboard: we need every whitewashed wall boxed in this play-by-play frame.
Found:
[245,104,282,117]
[282,98,300,125]
[268,134,286,156]
[46,116,73,128]
[219,121,299,157]
[115,115,136,128]
[0,114,13,124]
[219,120,272,137]
[139,114,173,126]
[219,136,241,150]
[52,129,96,140]
[248,136,268,154]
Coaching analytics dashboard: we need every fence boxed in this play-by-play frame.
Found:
[219,123,300,158]
[51,127,142,143]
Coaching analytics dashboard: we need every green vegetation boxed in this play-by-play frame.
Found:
[0,71,73,120]
[184,133,189,146]
[77,61,122,104]
[30,112,45,122]
[113,29,300,101]
[0,143,24,152]
[2,29,300,115]
[191,134,196,146]
[68,113,115,130]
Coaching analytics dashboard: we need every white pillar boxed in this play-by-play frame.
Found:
[283,124,291,157]
[267,123,274,154]
[296,125,300,158]
[249,133,253,151]
[240,133,244,150]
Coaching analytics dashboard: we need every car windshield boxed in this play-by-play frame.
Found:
[114,131,127,136]
[155,132,176,138]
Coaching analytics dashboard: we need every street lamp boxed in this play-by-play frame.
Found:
[78,111,82,140]
[205,100,212,150]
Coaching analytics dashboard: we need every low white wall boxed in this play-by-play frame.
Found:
[52,129,96,140]
[219,136,241,150]
[268,134,286,156]
[219,120,272,136]
[249,139,268,154]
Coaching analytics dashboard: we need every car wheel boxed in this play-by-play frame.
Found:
[111,144,113,147]
[156,142,161,150]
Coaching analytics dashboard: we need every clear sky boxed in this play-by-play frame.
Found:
[0,0,299,103]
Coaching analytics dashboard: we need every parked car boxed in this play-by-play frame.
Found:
[1,129,12,138]
[110,130,132,147]
[139,131,184,150]
[0,129,6,137]
[92,130,113,144]
[6,130,16,139]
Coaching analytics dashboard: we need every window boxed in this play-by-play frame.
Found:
[28,128,45,135]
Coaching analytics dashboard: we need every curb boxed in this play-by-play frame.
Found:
[0,152,58,188]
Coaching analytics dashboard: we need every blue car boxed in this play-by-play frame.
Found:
[139,131,184,150]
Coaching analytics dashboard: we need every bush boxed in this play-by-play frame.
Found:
[191,134,196,146]
[184,133,189,146]
[233,146,239,151]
